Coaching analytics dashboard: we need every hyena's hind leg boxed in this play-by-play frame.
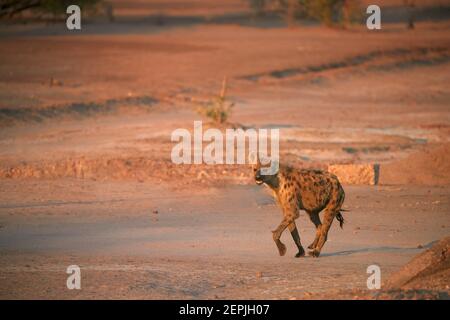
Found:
[309,187,345,257]
[288,221,305,257]
[307,211,321,250]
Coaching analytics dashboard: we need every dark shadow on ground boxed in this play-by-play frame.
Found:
[1,5,449,38]
[321,240,437,257]
[0,95,157,125]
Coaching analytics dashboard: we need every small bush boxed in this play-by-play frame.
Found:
[38,0,100,15]
[0,0,101,18]
[246,0,362,27]
[298,0,362,27]
[196,77,235,125]
[249,0,267,16]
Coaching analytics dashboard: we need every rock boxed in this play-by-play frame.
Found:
[49,77,63,87]
[328,164,380,185]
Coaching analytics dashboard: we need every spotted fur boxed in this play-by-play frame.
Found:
[252,161,346,258]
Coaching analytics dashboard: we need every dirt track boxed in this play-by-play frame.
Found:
[0,1,449,299]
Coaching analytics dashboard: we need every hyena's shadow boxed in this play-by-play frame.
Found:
[320,240,437,257]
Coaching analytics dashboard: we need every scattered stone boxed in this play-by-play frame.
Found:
[197,170,210,179]
[256,271,263,278]
[49,77,63,87]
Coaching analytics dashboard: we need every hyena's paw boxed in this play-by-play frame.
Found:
[307,243,315,250]
[276,241,287,256]
[308,249,320,258]
[295,246,305,258]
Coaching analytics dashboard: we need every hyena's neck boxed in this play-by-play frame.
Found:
[264,174,280,191]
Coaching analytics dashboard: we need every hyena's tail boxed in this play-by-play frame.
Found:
[336,209,348,229]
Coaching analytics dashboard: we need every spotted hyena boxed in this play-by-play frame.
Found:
[251,156,346,258]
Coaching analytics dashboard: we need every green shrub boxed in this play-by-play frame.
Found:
[249,0,267,16]
[246,0,362,27]
[38,0,100,15]
[196,77,235,125]
[301,0,362,27]
[0,0,101,18]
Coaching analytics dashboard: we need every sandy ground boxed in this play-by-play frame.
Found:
[0,1,449,299]
[0,179,449,299]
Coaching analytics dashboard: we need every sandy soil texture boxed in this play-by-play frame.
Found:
[0,0,449,299]
[0,180,449,299]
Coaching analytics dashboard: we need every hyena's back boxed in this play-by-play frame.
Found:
[278,166,345,215]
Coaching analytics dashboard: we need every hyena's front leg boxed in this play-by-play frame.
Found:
[288,221,305,257]
[272,219,291,256]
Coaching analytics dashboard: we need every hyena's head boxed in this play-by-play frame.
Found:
[249,152,279,186]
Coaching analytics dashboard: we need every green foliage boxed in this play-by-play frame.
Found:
[300,0,361,26]
[36,0,101,15]
[0,0,102,18]
[196,78,235,125]
[246,0,362,27]
[249,0,267,16]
